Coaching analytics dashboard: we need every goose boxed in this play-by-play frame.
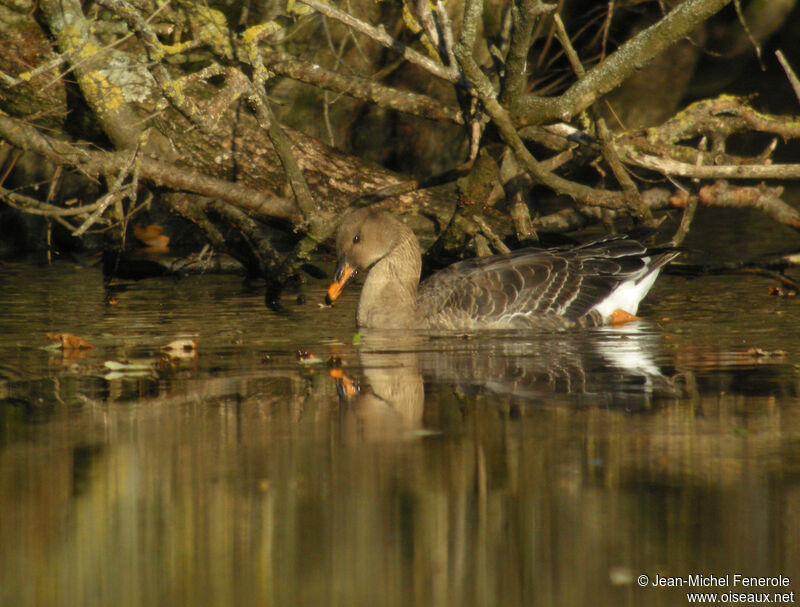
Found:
[325,208,678,330]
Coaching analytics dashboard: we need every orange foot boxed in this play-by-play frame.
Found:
[611,309,642,325]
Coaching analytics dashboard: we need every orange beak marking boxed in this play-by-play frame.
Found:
[328,367,359,398]
[326,262,355,305]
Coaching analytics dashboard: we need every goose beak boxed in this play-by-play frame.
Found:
[325,261,356,305]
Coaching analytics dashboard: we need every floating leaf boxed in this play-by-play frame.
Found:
[297,349,322,364]
[46,333,94,350]
[103,370,155,380]
[104,360,152,371]
[102,359,157,380]
[161,338,198,359]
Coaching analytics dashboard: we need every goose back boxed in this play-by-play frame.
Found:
[417,238,677,330]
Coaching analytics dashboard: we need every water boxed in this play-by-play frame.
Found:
[1,256,799,607]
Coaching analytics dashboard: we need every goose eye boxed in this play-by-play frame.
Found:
[353,234,360,244]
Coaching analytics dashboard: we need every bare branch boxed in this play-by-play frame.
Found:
[620,149,800,180]
[39,0,145,148]
[669,181,800,231]
[262,51,463,123]
[454,0,631,210]
[241,42,319,230]
[73,147,139,237]
[0,115,299,222]
[513,0,732,124]
[0,185,101,218]
[95,0,215,133]
[776,50,800,106]
[297,0,460,83]
[698,182,800,229]
[500,0,555,106]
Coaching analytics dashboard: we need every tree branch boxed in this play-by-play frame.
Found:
[297,0,460,83]
[621,149,800,179]
[0,115,300,222]
[512,0,732,124]
[500,0,555,106]
[454,0,631,210]
[262,51,463,124]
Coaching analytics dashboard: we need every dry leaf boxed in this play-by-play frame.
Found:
[161,338,198,359]
[297,349,322,364]
[46,332,94,350]
[133,223,170,252]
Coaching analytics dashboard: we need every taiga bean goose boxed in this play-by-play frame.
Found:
[326,208,679,330]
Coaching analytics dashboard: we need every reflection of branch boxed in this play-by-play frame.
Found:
[297,0,459,83]
[667,257,800,291]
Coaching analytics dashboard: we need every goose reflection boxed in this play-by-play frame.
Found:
[332,336,425,441]
[333,323,678,439]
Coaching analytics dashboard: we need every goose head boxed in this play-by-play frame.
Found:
[326,208,414,305]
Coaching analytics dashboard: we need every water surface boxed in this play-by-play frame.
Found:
[1,257,799,607]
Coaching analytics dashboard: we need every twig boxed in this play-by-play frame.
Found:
[532,188,675,233]
[500,0,555,105]
[240,41,319,230]
[621,149,800,179]
[95,0,215,133]
[552,13,584,77]
[296,0,460,83]
[776,50,800,106]
[698,181,800,228]
[553,12,650,221]
[0,40,88,89]
[454,0,630,210]
[672,195,697,246]
[600,0,615,60]
[73,147,139,237]
[0,185,103,217]
[205,199,282,276]
[513,0,732,124]
[732,0,762,65]
[671,137,705,245]
[0,114,299,222]
[473,215,511,254]
[262,51,463,123]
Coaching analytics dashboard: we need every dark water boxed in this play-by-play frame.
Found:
[1,255,800,607]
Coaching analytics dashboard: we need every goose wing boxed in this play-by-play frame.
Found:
[417,237,677,329]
